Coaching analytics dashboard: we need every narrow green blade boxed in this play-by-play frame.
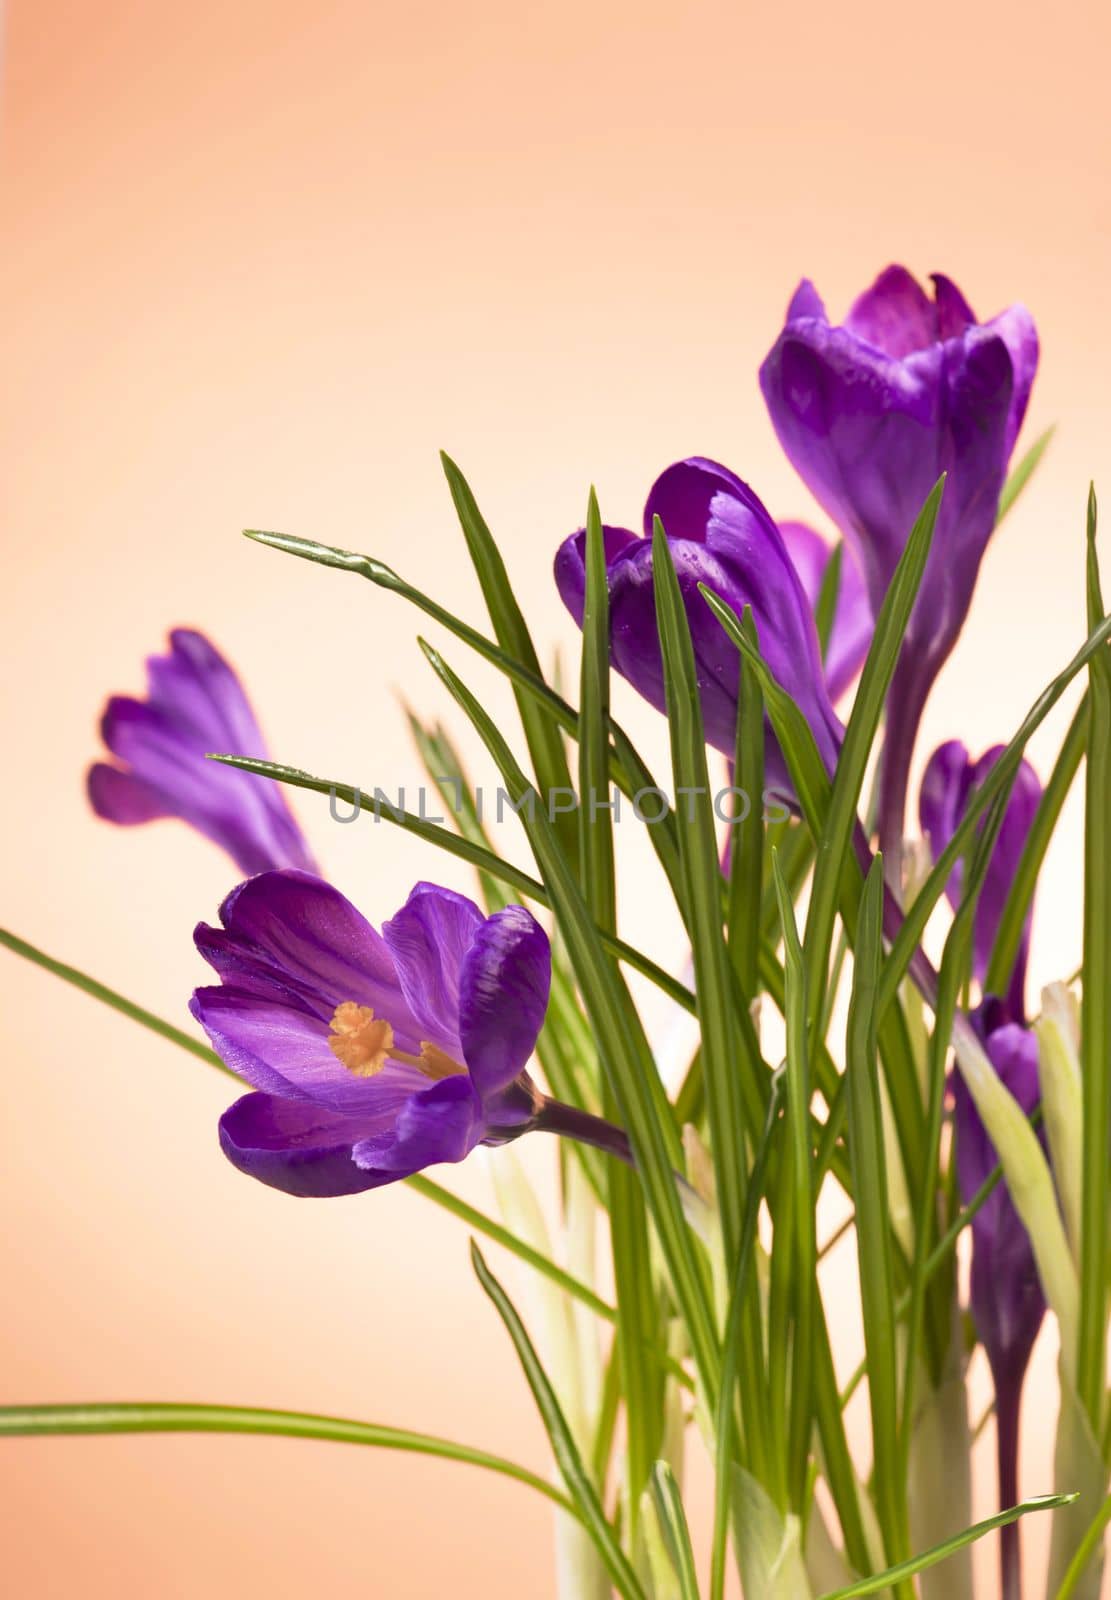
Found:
[1078,484,1111,1426]
[420,643,719,1395]
[653,523,758,1255]
[817,1495,1075,1598]
[844,857,909,1579]
[581,492,663,1515]
[996,425,1055,525]
[439,453,581,871]
[650,1462,702,1600]
[471,1243,647,1600]
[0,1401,581,1517]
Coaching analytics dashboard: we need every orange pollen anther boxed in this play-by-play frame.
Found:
[327,1003,467,1082]
[327,1002,394,1077]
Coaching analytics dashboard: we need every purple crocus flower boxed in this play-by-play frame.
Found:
[919,741,1042,1021]
[88,629,317,877]
[760,267,1038,855]
[778,520,873,702]
[954,1003,1045,1600]
[554,457,844,797]
[190,870,560,1197]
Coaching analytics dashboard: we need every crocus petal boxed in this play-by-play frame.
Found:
[954,1018,1046,1380]
[218,1091,402,1198]
[352,1073,484,1173]
[778,520,873,701]
[920,742,1042,1017]
[87,762,172,824]
[90,630,317,876]
[381,883,485,1053]
[212,871,407,1026]
[459,904,551,1098]
[642,457,758,544]
[844,264,940,358]
[190,982,427,1113]
[553,524,641,626]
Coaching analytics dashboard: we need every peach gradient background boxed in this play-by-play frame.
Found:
[2,1,1110,1594]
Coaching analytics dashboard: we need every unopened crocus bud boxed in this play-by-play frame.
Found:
[920,741,1042,1020]
[554,457,844,801]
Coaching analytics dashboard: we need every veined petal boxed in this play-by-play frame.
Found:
[213,871,407,1024]
[381,882,484,1051]
[459,904,551,1097]
[190,984,425,1111]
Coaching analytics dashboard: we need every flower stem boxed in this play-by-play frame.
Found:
[535,1099,634,1166]
[996,1368,1025,1600]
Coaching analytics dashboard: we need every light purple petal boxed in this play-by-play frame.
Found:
[459,904,551,1097]
[87,762,172,825]
[381,882,484,1051]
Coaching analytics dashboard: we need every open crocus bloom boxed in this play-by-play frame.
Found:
[554,457,844,798]
[88,628,317,877]
[919,741,1042,1021]
[761,267,1038,848]
[191,871,552,1197]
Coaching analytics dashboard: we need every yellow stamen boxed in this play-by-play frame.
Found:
[414,1041,468,1081]
[327,1002,394,1077]
[327,1002,467,1082]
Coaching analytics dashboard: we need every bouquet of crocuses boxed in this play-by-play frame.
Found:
[3,264,1110,1600]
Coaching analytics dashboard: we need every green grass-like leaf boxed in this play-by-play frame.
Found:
[845,857,910,1584]
[418,642,720,1395]
[650,1461,702,1600]
[996,425,1055,526]
[653,523,759,1255]
[1078,483,1111,1428]
[471,1243,647,1600]
[0,1401,580,1517]
[817,1494,1076,1598]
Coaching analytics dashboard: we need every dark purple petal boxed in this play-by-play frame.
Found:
[459,904,551,1098]
[218,1091,403,1198]
[954,1019,1046,1381]
[778,520,873,702]
[643,457,757,544]
[352,1073,484,1173]
[381,883,485,1053]
[89,630,317,876]
[211,870,405,1023]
